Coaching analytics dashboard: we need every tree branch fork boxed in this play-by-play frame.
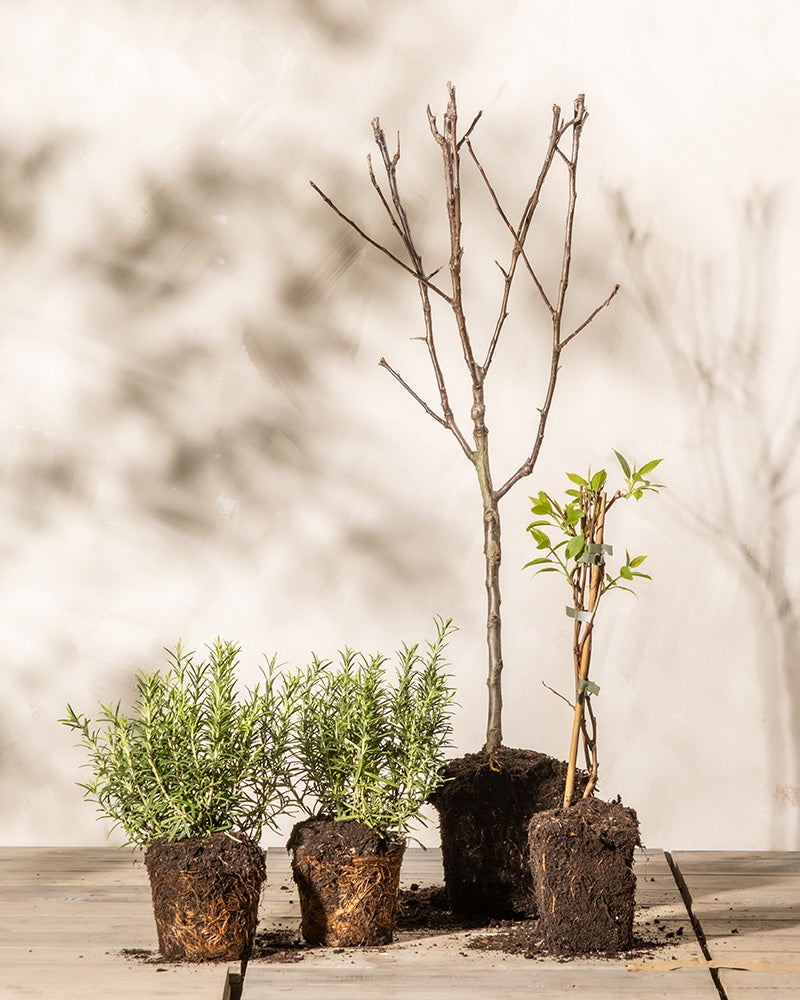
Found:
[311,85,618,498]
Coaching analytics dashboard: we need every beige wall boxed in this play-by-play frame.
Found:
[2,0,799,849]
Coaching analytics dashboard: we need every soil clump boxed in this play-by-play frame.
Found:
[528,797,640,954]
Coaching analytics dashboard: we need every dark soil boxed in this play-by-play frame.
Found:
[528,797,640,955]
[429,748,588,917]
[287,817,405,947]
[144,831,265,962]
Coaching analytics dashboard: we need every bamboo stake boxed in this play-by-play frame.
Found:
[562,493,606,808]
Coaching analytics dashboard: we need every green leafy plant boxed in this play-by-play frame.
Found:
[61,639,301,847]
[292,617,457,836]
[525,453,664,806]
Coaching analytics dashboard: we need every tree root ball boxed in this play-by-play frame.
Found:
[429,748,588,917]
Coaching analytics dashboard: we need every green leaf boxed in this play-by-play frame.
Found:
[565,534,586,560]
[566,472,587,487]
[523,557,554,569]
[564,505,583,527]
[529,528,551,549]
[629,555,647,568]
[638,458,663,476]
[614,450,631,478]
[530,492,554,516]
[590,469,607,492]
[631,571,652,580]
[620,565,633,581]
[565,489,581,498]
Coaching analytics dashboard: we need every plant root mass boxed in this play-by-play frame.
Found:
[528,797,641,955]
[287,817,406,947]
[144,832,265,963]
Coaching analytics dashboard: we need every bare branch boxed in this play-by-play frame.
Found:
[474,104,564,374]
[495,95,594,503]
[378,357,447,427]
[366,154,404,241]
[378,357,475,461]
[560,283,621,349]
[369,115,472,455]
[542,680,575,710]
[456,109,483,149]
[467,138,554,318]
[430,82,481,385]
[554,95,588,321]
[309,181,451,303]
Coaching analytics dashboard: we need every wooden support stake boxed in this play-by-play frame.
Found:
[562,493,606,808]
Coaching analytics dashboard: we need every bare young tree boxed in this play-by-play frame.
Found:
[313,84,618,753]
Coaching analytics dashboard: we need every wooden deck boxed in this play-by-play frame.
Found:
[0,847,797,999]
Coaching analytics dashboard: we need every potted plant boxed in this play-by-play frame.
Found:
[61,638,300,963]
[311,84,619,915]
[286,617,456,947]
[523,452,663,953]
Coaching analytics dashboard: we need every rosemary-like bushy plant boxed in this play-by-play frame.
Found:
[61,639,301,847]
[293,617,457,835]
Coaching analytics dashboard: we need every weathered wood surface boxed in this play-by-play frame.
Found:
[242,847,714,999]
[0,846,226,999]
[672,850,800,999]
[2,847,798,999]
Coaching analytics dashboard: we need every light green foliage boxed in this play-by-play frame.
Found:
[61,639,301,847]
[524,452,664,602]
[293,617,457,836]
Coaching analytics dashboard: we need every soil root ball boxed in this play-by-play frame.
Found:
[287,817,405,947]
[528,797,640,955]
[144,832,266,963]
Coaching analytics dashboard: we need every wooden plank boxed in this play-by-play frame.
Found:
[719,967,800,999]
[0,847,230,999]
[242,960,716,998]
[670,851,800,998]
[672,852,800,874]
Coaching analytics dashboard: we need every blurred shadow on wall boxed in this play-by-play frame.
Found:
[0,125,450,807]
[611,190,800,846]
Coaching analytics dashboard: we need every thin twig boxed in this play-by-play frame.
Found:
[310,181,451,303]
[542,680,574,710]
[466,138,554,316]
[560,284,621,349]
[369,117,472,458]
[456,109,483,149]
[378,358,448,428]
[478,104,563,374]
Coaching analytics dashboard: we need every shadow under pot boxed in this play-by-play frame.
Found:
[287,817,406,947]
[144,831,266,963]
[528,796,640,955]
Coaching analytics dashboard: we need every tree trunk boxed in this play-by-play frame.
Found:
[474,395,503,753]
